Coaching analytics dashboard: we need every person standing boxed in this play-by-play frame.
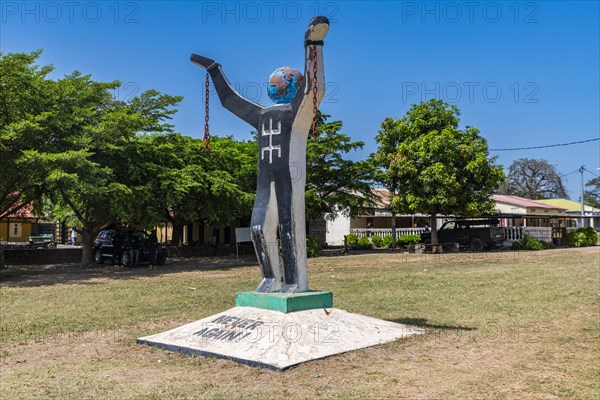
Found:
[129,231,140,268]
[70,227,77,246]
[148,230,158,270]
[113,231,124,267]
[124,230,140,268]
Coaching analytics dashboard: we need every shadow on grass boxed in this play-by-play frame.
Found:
[0,257,258,288]
[391,318,476,331]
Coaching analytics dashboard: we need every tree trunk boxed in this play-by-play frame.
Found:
[391,212,397,248]
[0,242,5,269]
[81,227,96,267]
[430,212,439,245]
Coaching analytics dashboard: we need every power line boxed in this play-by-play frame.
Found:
[583,167,599,178]
[561,168,581,178]
[490,137,599,151]
[561,169,580,183]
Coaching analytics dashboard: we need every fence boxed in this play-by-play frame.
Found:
[352,227,553,243]
[350,228,426,238]
[503,226,552,242]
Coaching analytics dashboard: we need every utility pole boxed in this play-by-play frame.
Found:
[579,165,585,227]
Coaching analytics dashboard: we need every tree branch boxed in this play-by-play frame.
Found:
[58,187,86,224]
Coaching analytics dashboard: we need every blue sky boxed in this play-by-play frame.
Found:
[2,1,599,198]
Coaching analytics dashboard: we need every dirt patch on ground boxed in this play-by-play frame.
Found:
[2,247,597,288]
[569,246,600,255]
[0,256,256,288]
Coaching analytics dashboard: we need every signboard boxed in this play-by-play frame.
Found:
[235,227,251,243]
[235,227,252,258]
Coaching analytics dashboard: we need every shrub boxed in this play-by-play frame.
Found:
[306,234,322,258]
[397,234,421,246]
[566,227,598,247]
[511,234,547,251]
[357,236,372,249]
[371,235,384,248]
[523,234,545,250]
[382,235,393,248]
[566,230,584,247]
[584,227,598,246]
[345,233,358,247]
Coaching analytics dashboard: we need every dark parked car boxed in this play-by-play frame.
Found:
[420,218,506,251]
[94,229,166,266]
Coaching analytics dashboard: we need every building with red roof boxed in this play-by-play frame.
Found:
[0,202,54,243]
[490,194,572,227]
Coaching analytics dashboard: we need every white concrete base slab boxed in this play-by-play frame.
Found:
[138,307,424,371]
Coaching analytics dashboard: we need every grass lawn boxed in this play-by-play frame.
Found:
[1,248,598,399]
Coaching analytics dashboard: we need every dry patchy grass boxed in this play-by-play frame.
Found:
[0,248,598,399]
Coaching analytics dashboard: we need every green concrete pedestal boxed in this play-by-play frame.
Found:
[236,290,333,313]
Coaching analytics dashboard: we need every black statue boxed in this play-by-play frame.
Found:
[191,16,329,293]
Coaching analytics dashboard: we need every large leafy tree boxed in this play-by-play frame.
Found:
[372,118,405,248]
[584,177,600,209]
[0,51,53,219]
[306,112,376,220]
[384,100,504,245]
[499,158,568,199]
[142,134,255,244]
[23,69,182,266]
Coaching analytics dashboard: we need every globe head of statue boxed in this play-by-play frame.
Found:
[267,67,303,104]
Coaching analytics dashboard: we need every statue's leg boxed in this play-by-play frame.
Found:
[275,160,308,293]
[251,180,283,292]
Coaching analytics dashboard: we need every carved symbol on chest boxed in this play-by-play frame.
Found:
[261,118,282,164]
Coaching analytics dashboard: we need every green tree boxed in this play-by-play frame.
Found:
[142,134,255,244]
[0,51,54,219]
[306,112,376,221]
[384,100,504,245]
[372,118,405,248]
[584,177,600,209]
[23,70,182,266]
[499,158,568,199]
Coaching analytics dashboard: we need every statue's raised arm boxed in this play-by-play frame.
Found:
[190,54,263,129]
[292,16,329,113]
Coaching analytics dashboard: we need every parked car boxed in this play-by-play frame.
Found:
[94,229,166,266]
[420,218,506,251]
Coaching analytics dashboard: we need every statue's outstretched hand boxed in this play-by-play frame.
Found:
[305,16,329,44]
[190,54,217,69]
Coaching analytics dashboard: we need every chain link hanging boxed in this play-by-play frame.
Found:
[204,72,210,151]
[311,45,319,139]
